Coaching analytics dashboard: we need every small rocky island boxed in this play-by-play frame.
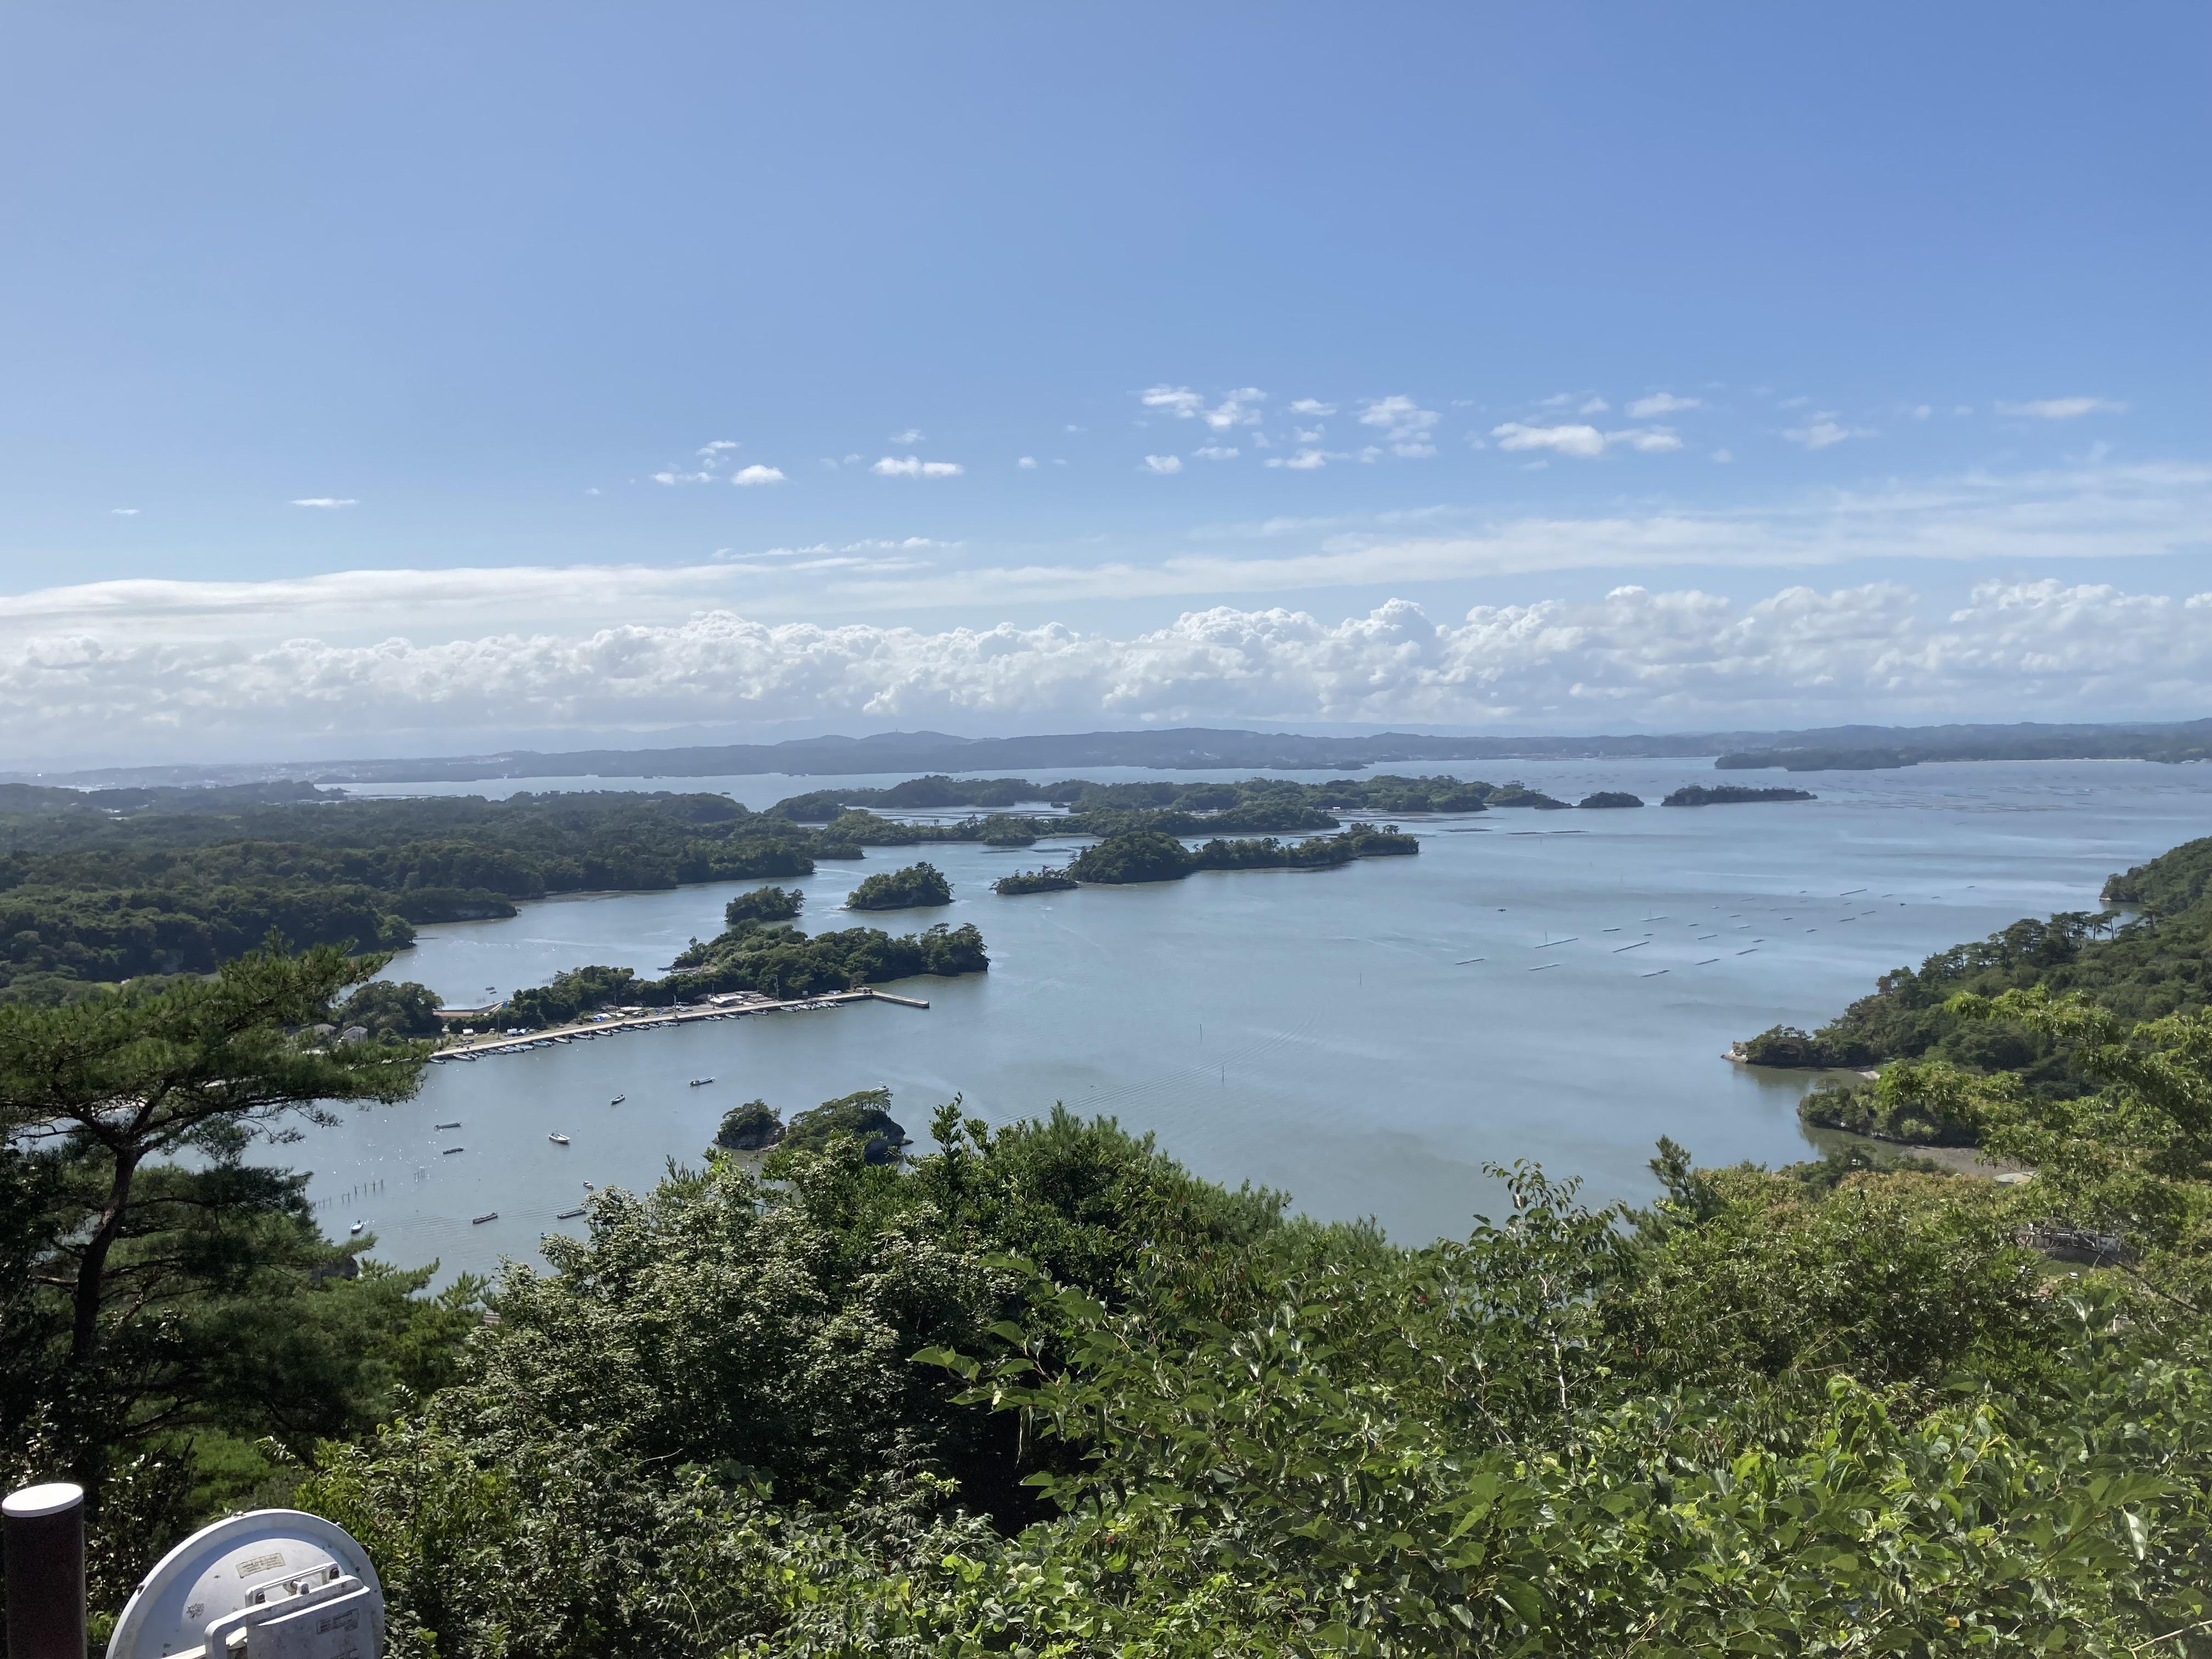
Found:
[714,1098,785,1150]
[846,861,955,909]
[1663,784,1816,806]
[994,867,1079,895]
[1577,791,1644,809]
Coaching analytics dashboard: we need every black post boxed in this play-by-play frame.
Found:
[3,1483,86,1659]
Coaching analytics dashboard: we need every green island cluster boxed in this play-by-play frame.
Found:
[0,773,1815,1007]
[8,827,2212,1650]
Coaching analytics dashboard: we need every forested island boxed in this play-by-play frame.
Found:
[14,855,2212,1649]
[1064,823,1420,884]
[992,867,1078,895]
[844,861,954,910]
[1663,783,1817,806]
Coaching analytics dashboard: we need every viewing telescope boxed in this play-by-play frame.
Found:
[5,1481,383,1658]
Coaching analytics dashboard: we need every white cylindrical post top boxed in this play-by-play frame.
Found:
[1,1483,83,1519]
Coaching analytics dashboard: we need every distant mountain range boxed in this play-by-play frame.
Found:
[15,718,2210,790]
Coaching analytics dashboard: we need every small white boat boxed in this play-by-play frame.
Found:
[610,1094,625,1106]
[349,1220,364,1235]
[583,1181,595,1191]
[549,1133,570,1146]
[689,1077,715,1087]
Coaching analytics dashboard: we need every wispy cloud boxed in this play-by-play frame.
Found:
[1288,398,1336,416]
[871,455,964,478]
[1193,445,1239,461]
[1263,449,1345,471]
[1358,395,1440,458]
[730,465,786,487]
[290,498,358,509]
[1782,415,1874,450]
[1627,392,1701,417]
[1486,422,1690,459]
[1141,454,1184,475]
[110,507,140,517]
[1996,397,2127,420]
[891,428,926,444]
[1017,456,1038,470]
[1142,385,1266,430]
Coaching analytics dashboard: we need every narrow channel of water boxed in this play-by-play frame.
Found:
[300,758,2212,1278]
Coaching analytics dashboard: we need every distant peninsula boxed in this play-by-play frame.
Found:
[29,716,2212,789]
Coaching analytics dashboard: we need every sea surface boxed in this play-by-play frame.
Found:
[302,759,2212,1280]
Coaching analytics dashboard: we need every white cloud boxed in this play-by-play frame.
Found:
[1194,445,1239,461]
[1139,386,1205,419]
[1288,399,1336,416]
[1142,385,1265,430]
[1996,397,2127,420]
[730,465,786,487]
[1911,405,1933,421]
[1017,456,1038,469]
[1782,416,1874,450]
[1614,427,1683,453]
[1711,448,1734,464]
[1359,396,1441,458]
[1293,427,1323,443]
[891,428,926,444]
[11,577,2212,757]
[290,498,358,508]
[110,507,140,516]
[1491,422,1607,458]
[1627,392,1701,418]
[1141,454,1183,474]
[698,440,742,455]
[871,455,964,478]
[1579,397,1610,415]
[1264,449,1342,471]
[652,471,713,485]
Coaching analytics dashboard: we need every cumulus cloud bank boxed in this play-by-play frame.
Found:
[6,579,2210,759]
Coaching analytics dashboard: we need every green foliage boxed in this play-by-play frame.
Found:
[1065,830,1195,884]
[846,861,954,910]
[1797,1076,1977,1145]
[1577,790,1644,808]
[774,1088,907,1163]
[335,978,445,1039]
[991,867,1077,895]
[714,1099,784,1151]
[725,884,805,927]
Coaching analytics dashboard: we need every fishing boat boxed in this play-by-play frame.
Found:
[583,1181,595,1191]
[349,1220,364,1235]
[435,1121,460,1130]
[609,1094,625,1105]
[556,1206,586,1220]
[471,1212,498,1225]
[442,1146,465,1155]
[549,1132,570,1145]
[689,1077,715,1087]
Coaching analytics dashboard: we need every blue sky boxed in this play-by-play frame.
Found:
[1,4,2206,760]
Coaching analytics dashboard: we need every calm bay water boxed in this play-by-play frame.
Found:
[304,759,2212,1279]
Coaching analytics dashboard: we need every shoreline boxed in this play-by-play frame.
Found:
[428,985,930,1060]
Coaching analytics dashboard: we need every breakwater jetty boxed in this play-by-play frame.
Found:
[428,985,930,1063]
